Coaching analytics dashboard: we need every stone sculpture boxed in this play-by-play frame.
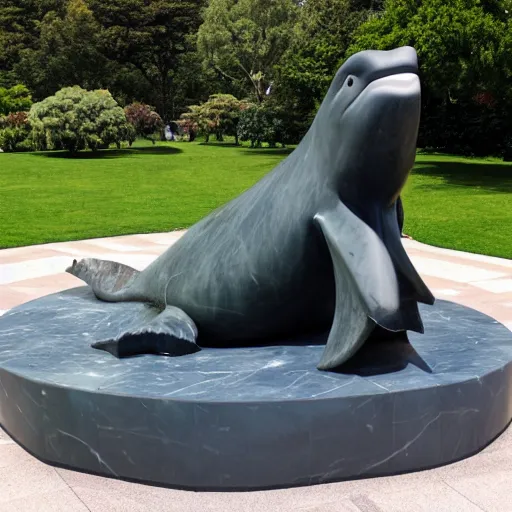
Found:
[67,46,434,370]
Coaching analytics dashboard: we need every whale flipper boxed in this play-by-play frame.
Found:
[382,202,435,306]
[92,304,200,358]
[314,202,401,370]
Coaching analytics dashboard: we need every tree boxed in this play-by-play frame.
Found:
[29,86,131,152]
[348,0,512,155]
[275,0,381,111]
[201,93,251,143]
[237,102,291,147]
[0,84,32,115]
[14,0,109,100]
[0,0,66,88]
[237,104,265,147]
[171,50,226,119]
[179,94,251,143]
[88,0,205,122]
[197,0,298,103]
[178,104,207,141]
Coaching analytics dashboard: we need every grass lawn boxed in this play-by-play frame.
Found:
[1,141,511,258]
[402,153,511,259]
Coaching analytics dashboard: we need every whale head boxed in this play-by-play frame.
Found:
[311,46,421,207]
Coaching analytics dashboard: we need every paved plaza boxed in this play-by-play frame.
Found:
[1,232,511,511]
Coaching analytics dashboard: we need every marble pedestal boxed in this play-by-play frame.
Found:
[0,287,511,490]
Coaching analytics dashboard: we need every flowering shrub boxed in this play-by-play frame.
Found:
[124,103,163,144]
[0,111,32,152]
[29,86,131,152]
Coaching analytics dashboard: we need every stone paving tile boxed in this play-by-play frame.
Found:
[9,272,81,290]
[440,471,512,512]
[57,469,220,512]
[55,461,455,512]
[0,444,24,469]
[0,256,73,285]
[471,278,512,293]
[0,248,67,265]
[82,239,156,253]
[352,481,485,512]
[0,450,68,504]
[43,242,132,257]
[0,488,90,512]
[0,287,37,310]
[135,232,185,243]
[0,426,13,445]
[297,502,362,512]
[409,255,508,283]
[403,239,512,269]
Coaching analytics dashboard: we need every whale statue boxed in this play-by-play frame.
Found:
[67,46,435,371]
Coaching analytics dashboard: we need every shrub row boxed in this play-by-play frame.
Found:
[1,84,307,152]
[178,94,308,147]
[0,86,162,153]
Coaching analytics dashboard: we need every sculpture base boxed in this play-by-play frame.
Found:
[1,287,511,490]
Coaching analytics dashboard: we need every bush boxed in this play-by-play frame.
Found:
[0,85,32,116]
[178,104,206,142]
[237,105,266,147]
[29,86,131,152]
[0,111,32,152]
[124,103,164,144]
[179,94,251,144]
[237,103,292,147]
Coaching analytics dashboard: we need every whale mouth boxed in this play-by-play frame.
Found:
[344,72,420,117]
[366,72,420,94]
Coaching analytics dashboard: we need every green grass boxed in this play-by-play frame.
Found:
[402,153,512,258]
[1,141,511,258]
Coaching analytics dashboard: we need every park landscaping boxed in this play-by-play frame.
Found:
[1,141,510,259]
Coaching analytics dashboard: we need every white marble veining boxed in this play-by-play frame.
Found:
[0,287,510,400]
[0,286,511,490]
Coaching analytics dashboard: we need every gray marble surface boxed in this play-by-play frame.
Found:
[67,46,433,371]
[0,286,512,490]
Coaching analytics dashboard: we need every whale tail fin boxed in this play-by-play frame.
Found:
[91,304,199,358]
[314,199,434,371]
[66,258,200,358]
[66,258,142,302]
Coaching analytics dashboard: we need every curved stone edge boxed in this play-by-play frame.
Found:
[1,358,512,491]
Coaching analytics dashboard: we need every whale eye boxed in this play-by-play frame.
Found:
[347,77,354,87]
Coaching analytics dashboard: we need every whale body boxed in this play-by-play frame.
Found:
[68,46,434,370]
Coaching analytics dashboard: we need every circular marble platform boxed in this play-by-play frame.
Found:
[0,287,511,491]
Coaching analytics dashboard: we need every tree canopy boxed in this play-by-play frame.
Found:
[1,0,512,154]
[197,0,298,103]
[349,0,512,154]
[88,0,205,121]
[275,0,382,111]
